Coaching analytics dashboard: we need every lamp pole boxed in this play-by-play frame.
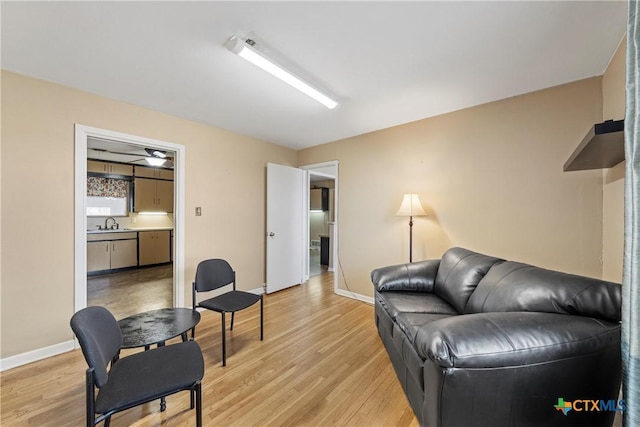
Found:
[408,215,414,263]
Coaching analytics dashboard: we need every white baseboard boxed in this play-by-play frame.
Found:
[1,284,322,372]
[0,340,76,372]
[248,286,265,295]
[335,288,374,305]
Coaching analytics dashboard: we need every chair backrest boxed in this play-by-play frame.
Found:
[70,306,123,388]
[194,259,235,293]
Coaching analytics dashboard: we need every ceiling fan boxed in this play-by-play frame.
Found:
[144,148,172,167]
[87,147,175,168]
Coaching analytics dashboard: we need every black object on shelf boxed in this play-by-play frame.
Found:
[564,119,625,171]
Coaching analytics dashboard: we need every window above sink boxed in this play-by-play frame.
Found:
[87,176,131,217]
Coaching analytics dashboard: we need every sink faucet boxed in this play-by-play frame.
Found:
[105,217,118,230]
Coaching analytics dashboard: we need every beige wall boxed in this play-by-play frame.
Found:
[1,41,628,360]
[299,78,606,297]
[602,38,627,283]
[0,70,296,358]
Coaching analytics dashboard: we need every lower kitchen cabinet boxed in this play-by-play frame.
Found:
[87,233,138,273]
[87,241,110,272]
[110,240,138,269]
[138,230,171,266]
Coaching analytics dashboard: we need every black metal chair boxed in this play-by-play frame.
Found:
[70,306,204,427]
[193,259,263,366]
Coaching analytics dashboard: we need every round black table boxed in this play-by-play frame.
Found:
[118,307,201,349]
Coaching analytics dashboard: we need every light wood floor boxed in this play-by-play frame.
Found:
[87,264,173,320]
[1,272,418,427]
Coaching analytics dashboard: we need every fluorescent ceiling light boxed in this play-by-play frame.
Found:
[145,157,166,167]
[226,36,339,109]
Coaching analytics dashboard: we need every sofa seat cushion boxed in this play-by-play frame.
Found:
[465,261,622,321]
[376,291,458,320]
[415,312,621,369]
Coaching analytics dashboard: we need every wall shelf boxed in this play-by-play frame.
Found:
[563,119,624,172]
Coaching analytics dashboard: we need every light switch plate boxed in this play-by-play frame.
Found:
[195,207,202,216]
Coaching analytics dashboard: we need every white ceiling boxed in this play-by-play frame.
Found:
[1,1,627,150]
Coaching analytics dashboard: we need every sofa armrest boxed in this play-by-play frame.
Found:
[371,259,440,293]
[415,312,620,369]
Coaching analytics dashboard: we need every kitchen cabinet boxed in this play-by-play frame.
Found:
[134,178,174,212]
[135,165,174,180]
[87,241,110,272]
[139,230,171,266]
[87,160,133,176]
[87,232,138,273]
[109,240,138,269]
[310,188,329,211]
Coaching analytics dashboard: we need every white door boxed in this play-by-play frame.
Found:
[266,163,307,293]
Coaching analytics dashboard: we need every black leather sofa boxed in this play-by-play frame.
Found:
[372,247,622,427]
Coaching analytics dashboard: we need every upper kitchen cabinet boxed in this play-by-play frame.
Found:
[133,166,174,213]
[87,160,133,176]
[134,178,174,213]
[135,165,174,180]
[310,188,329,211]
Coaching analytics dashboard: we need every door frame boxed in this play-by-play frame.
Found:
[74,125,186,315]
[300,161,339,293]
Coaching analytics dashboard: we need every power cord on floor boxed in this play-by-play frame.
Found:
[337,256,372,305]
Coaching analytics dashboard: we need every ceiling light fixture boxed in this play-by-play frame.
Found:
[144,148,167,166]
[145,157,166,167]
[145,148,167,158]
[225,35,339,110]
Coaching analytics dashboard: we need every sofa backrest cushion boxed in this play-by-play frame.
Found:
[433,247,504,313]
[465,261,622,321]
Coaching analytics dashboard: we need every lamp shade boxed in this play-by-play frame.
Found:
[395,194,427,216]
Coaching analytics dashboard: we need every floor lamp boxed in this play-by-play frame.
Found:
[395,194,427,263]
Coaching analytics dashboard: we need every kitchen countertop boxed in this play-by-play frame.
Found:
[87,226,173,234]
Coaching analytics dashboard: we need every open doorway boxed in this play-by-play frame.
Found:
[85,138,176,319]
[309,175,335,277]
[301,162,338,289]
[74,125,186,319]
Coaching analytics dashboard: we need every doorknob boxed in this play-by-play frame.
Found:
[268,232,275,237]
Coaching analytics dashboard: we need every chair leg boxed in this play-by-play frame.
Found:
[260,296,264,341]
[190,389,195,409]
[86,369,96,427]
[195,382,202,427]
[221,312,226,367]
[230,312,235,331]
[104,417,111,427]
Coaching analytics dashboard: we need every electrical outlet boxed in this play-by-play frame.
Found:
[195,207,202,216]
